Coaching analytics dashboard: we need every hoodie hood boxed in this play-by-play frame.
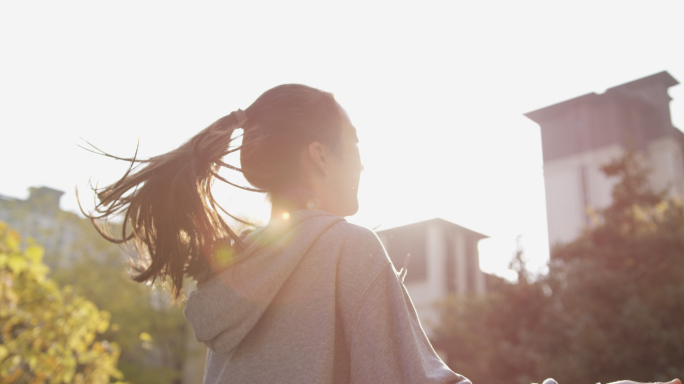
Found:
[184,210,344,354]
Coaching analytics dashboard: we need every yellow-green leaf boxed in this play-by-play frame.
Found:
[7,254,26,274]
[25,245,44,263]
[5,230,21,251]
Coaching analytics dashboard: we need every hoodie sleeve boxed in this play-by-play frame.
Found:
[348,264,472,384]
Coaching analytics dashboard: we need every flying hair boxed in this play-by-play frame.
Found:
[80,110,257,300]
[81,84,344,301]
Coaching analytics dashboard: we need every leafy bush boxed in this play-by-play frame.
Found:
[0,221,124,384]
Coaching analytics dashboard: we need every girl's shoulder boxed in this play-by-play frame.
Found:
[318,220,392,277]
[323,221,387,256]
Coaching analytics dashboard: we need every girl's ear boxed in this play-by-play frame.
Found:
[305,141,331,174]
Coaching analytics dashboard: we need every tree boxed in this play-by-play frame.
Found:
[0,190,196,384]
[433,249,550,384]
[540,149,684,382]
[434,149,684,383]
[0,221,123,383]
[50,251,192,384]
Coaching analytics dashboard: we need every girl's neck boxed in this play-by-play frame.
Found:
[269,187,322,223]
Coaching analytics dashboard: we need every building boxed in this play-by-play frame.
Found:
[525,71,682,247]
[376,218,487,334]
[0,186,88,269]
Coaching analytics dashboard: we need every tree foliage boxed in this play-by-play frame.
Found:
[434,149,684,383]
[50,251,192,384]
[0,193,197,384]
[0,221,123,384]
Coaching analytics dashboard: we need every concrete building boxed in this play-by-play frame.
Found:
[377,218,487,334]
[0,186,88,269]
[525,71,682,247]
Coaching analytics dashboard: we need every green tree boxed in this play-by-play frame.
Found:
[434,149,684,383]
[0,221,123,384]
[0,192,195,384]
[50,251,192,384]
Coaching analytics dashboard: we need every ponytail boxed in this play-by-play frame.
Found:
[83,111,251,300]
[82,84,344,301]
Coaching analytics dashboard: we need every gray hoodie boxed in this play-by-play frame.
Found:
[184,210,471,384]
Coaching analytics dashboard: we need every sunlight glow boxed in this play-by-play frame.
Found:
[1,1,682,279]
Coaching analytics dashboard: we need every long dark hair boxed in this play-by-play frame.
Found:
[83,84,344,300]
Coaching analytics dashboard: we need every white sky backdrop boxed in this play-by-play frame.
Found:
[1,1,683,278]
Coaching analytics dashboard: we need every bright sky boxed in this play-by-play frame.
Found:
[1,1,683,278]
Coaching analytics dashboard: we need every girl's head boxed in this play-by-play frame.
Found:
[86,84,362,299]
[241,84,363,217]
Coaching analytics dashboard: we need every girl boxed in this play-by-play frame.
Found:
[86,84,679,384]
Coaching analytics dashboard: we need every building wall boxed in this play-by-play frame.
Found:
[543,136,684,247]
[0,187,91,269]
[543,144,623,246]
[648,136,684,197]
[528,72,682,247]
[377,219,486,336]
